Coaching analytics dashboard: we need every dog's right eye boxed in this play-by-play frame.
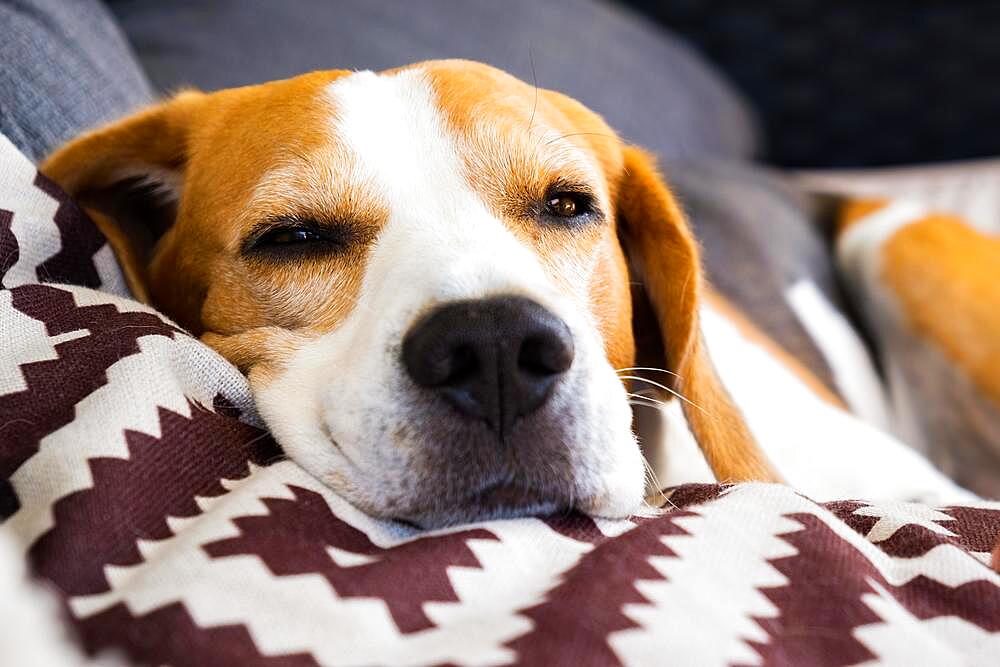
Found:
[255,227,323,246]
[243,217,355,259]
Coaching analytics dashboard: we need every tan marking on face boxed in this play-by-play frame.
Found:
[130,72,393,370]
[417,60,634,372]
[201,328,309,380]
[881,213,1000,406]
[144,72,345,329]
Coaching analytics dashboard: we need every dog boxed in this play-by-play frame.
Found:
[40,60,971,527]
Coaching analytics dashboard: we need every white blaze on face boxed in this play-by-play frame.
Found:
[252,68,644,523]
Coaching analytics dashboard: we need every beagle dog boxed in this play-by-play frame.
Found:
[40,60,969,527]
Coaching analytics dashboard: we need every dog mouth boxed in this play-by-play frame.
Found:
[471,481,553,508]
[394,480,570,528]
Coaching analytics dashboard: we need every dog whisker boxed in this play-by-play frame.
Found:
[615,366,681,378]
[527,45,539,132]
[640,455,670,509]
[627,392,667,407]
[618,374,713,417]
[543,131,620,146]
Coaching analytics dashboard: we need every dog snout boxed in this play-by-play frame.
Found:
[402,296,574,437]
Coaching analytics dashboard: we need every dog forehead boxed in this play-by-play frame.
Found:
[323,67,473,214]
[321,63,607,210]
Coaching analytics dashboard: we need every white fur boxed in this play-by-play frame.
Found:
[252,69,643,524]
[785,279,892,430]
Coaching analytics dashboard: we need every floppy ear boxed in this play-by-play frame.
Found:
[617,146,782,483]
[40,92,202,302]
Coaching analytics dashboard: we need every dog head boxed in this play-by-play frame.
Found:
[43,60,777,526]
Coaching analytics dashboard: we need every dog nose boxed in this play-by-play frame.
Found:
[402,296,574,437]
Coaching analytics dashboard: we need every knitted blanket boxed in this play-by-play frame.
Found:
[1,134,998,666]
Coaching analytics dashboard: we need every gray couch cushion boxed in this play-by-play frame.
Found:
[0,0,153,161]
[107,0,759,161]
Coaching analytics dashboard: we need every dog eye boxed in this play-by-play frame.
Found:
[256,227,323,246]
[543,192,594,221]
[243,218,356,259]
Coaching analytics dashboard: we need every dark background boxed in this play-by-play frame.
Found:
[624,0,1000,167]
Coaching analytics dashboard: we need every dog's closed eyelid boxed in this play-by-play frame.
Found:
[240,216,361,259]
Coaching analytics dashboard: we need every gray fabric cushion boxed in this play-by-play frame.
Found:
[0,0,153,162]
[107,0,759,161]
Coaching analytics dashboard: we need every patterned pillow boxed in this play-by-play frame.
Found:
[2,133,999,665]
[834,198,1000,499]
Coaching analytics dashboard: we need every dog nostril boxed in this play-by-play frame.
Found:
[519,334,573,376]
[445,345,479,384]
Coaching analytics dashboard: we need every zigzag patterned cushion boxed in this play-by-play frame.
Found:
[2,133,999,665]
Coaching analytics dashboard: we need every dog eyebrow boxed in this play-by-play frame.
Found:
[545,177,597,198]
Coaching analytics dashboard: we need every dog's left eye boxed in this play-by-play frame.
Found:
[543,192,595,221]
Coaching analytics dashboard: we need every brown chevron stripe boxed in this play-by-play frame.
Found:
[1,284,181,517]
[77,601,322,667]
[750,514,890,666]
[29,398,281,596]
[506,509,695,666]
[541,513,606,544]
[0,208,17,287]
[32,172,107,288]
[939,506,1000,554]
[823,500,880,539]
[663,482,727,509]
[205,485,499,634]
[826,501,1000,558]
[867,514,1000,560]
[750,512,1000,666]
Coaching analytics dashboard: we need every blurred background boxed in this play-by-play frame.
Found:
[628,0,1000,167]
[104,0,1000,168]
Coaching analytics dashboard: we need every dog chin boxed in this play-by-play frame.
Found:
[353,466,646,529]
[392,488,646,530]
[395,494,569,529]
[384,482,630,529]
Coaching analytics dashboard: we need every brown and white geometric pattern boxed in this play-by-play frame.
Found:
[2,133,999,666]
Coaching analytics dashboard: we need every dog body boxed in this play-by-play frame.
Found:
[42,61,969,526]
[659,299,974,503]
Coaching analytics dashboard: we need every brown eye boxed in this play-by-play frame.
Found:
[546,195,578,218]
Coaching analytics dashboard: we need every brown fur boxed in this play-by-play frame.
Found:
[615,147,781,483]
[837,198,889,235]
[881,213,1000,408]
